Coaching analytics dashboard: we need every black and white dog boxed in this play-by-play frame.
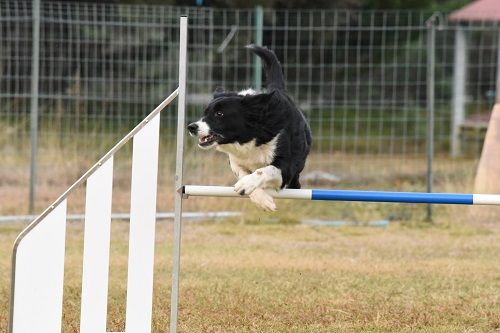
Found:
[187,45,312,211]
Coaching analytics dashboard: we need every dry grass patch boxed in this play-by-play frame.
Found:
[1,217,500,332]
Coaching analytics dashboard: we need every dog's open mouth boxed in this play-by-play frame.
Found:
[199,134,218,147]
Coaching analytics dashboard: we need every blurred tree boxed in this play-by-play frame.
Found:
[56,0,470,11]
[362,0,469,10]
[362,0,432,9]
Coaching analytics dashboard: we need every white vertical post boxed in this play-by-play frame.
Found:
[170,16,188,333]
[451,26,467,158]
[80,158,114,333]
[125,114,161,333]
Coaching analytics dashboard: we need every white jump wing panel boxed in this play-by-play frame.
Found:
[80,158,114,333]
[11,202,67,333]
[125,114,160,333]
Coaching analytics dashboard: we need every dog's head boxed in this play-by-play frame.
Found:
[187,88,275,149]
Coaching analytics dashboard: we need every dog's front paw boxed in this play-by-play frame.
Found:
[234,174,260,195]
[249,189,276,212]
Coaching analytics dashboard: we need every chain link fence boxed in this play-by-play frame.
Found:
[1,1,499,216]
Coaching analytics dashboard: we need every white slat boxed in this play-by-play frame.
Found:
[125,113,160,333]
[80,157,114,333]
[12,202,67,333]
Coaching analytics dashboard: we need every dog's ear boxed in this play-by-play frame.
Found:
[213,87,237,99]
[240,91,275,106]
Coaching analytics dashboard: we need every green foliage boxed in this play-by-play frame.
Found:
[107,0,469,10]
[361,0,432,10]
[429,0,471,12]
[112,0,356,8]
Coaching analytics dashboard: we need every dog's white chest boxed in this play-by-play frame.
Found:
[217,135,279,174]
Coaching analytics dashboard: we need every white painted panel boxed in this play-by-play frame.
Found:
[125,114,160,333]
[80,158,114,333]
[12,202,67,333]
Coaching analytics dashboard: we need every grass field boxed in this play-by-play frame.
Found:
[1,203,500,332]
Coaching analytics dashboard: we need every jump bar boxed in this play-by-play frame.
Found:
[183,185,500,205]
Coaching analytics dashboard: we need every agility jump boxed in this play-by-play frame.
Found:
[9,16,500,333]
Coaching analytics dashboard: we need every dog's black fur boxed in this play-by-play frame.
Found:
[188,45,311,190]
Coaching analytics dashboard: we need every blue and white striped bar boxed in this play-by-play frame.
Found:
[183,185,500,205]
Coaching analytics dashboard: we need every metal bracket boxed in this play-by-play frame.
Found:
[177,186,189,199]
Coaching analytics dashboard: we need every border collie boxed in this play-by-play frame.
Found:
[187,45,312,211]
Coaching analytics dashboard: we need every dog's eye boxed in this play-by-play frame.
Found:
[215,111,224,117]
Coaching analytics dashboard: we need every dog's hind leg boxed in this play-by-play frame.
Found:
[287,173,301,189]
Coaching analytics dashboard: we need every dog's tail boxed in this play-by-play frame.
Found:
[246,44,285,91]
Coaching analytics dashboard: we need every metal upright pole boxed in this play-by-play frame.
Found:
[29,0,41,213]
[170,16,187,333]
[451,26,467,157]
[426,18,436,222]
[496,28,500,99]
[254,5,263,90]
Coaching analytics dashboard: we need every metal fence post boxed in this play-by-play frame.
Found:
[426,15,437,222]
[496,28,500,99]
[209,8,214,89]
[253,5,263,90]
[29,0,41,214]
[170,15,187,333]
[451,25,467,158]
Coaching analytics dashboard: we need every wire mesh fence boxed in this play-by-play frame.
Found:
[1,1,499,216]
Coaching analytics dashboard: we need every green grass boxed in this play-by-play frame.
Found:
[305,103,491,155]
[1,101,488,160]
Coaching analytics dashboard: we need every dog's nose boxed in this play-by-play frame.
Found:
[187,122,198,134]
